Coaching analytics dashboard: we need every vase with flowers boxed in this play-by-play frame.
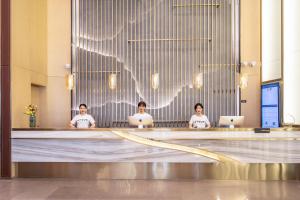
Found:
[24,104,38,128]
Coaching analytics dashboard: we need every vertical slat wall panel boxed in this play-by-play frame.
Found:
[72,0,240,127]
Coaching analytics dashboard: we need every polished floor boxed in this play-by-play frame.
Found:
[0,179,300,200]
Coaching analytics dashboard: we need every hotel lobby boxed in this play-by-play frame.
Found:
[1,0,300,199]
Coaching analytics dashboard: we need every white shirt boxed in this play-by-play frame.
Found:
[132,112,153,122]
[71,114,95,128]
[189,114,210,128]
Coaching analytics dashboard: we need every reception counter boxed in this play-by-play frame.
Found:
[11,128,300,180]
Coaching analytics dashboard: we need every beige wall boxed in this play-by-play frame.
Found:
[11,67,32,127]
[240,0,261,127]
[11,0,47,128]
[39,0,71,128]
[31,85,42,127]
[11,0,71,128]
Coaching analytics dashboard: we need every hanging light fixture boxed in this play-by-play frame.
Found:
[239,73,248,89]
[109,73,117,90]
[65,73,75,90]
[193,73,203,89]
[151,73,159,90]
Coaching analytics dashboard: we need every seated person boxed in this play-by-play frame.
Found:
[128,101,154,128]
[189,103,211,128]
[70,104,96,128]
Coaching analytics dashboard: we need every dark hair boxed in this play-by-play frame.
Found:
[138,101,146,107]
[194,103,203,110]
[79,104,87,109]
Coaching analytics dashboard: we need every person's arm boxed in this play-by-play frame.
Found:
[147,114,154,127]
[90,123,96,128]
[205,116,211,128]
[149,117,154,127]
[189,117,194,128]
[89,116,96,128]
[69,122,76,128]
[69,116,77,128]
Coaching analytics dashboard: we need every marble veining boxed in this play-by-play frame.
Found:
[12,139,215,163]
[170,140,300,163]
[12,130,300,140]
[12,130,300,163]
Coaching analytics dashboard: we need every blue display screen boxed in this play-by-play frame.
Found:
[261,82,280,128]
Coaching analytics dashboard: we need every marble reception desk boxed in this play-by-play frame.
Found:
[11,128,300,180]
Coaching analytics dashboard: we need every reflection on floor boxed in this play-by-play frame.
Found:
[0,179,299,200]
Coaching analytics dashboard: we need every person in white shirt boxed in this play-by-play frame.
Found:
[189,103,211,129]
[70,104,96,128]
[129,101,154,128]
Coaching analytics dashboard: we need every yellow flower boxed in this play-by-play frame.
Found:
[24,104,38,116]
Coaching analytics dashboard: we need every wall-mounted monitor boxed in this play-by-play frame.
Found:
[261,82,280,128]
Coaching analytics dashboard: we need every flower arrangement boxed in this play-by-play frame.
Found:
[24,104,38,128]
[24,104,38,116]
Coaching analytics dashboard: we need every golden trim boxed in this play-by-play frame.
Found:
[261,79,283,85]
[112,130,240,164]
[13,162,300,180]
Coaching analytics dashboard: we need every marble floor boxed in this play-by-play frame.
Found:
[0,179,300,200]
